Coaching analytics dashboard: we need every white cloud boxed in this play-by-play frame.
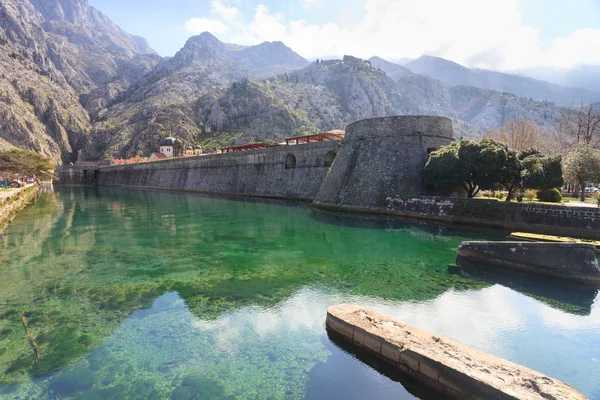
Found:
[184,0,240,35]
[211,0,240,21]
[183,0,600,70]
[248,5,287,41]
[242,0,547,70]
[184,17,229,34]
[301,0,324,7]
[546,29,600,68]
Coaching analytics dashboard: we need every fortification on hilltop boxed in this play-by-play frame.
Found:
[57,116,455,210]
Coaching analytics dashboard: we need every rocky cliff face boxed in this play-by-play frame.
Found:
[86,32,310,159]
[0,0,577,163]
[0,0,91,162]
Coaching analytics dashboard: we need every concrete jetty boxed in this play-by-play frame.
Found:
[456,241,600,285]
[326,304,587,400]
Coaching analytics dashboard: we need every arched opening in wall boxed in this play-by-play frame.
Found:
[82,170,88,179]
[324,151,336,167]
[285,154,296,169]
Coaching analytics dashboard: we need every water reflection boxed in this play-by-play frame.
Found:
[0,187,598,399]
[5,287,598,399]
[452,265,599,315]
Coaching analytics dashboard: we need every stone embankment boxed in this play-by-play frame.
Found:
[386,195,600,240]
[456,241,600,285]
[0,186,38,230]
[326,304,587,400]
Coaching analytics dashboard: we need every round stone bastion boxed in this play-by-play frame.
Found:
[314,115,454,210]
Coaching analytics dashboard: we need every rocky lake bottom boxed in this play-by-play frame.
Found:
[0,186,598,399]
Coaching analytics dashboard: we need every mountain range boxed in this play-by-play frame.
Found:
[1,0,599,163]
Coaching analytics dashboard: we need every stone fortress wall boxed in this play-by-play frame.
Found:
[96,141,340,201]
[59,116,454,205]
[314,116,454,209]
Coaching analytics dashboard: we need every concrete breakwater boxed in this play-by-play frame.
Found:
[456,241,600,285]
[326,304,587,400]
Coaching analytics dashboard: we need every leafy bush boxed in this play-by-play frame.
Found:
[524,190,536,201]
[495,192,505,200]
[536,188,562,203]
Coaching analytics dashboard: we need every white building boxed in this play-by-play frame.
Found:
[159,137,183,158]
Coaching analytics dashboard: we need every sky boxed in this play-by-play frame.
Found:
[88,0,600,70]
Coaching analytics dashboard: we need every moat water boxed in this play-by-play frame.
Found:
[0,186,598,399]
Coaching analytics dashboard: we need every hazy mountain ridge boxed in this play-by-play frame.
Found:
[404,55,600,106]
[369,56,413,81]
[515,65,600,96]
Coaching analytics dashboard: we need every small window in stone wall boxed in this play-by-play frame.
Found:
[285,154,296,169]
[427,147,438,154]
[324,151,336,167]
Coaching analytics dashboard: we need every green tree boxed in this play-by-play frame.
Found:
[520,150,563,191]
[424,138,509,197]
[0,149,55,180]
[423,141,463,192]
[497,148,563,202]
[562,144,600,201]
[498,150,521,201]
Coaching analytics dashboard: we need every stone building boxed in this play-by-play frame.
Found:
[159,137,183,158]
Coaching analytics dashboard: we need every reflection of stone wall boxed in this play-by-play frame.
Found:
[386,195,600,240]
[96,141,340,201]
[56,165,99,185]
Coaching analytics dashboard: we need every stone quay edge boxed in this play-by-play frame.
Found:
[326,304,587,400]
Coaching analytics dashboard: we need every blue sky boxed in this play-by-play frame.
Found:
[88,0,600,69]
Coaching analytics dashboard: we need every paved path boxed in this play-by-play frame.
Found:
[0,187,22,201]
[563,200,598,208]
[0,184,34,202]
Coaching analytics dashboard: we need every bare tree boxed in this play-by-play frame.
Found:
[485,117,544,151]
[563,144,600,201]
[550,103,600,153]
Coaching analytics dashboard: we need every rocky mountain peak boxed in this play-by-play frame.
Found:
[30,0,90,24]
[242,41,307,67]
[407,55,469,74]
[132,35,158,55]
[182,32,225,51]
[368,56,413,81]
[171,33,227,67]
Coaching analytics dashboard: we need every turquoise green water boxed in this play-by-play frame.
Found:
[0,186,598,399]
